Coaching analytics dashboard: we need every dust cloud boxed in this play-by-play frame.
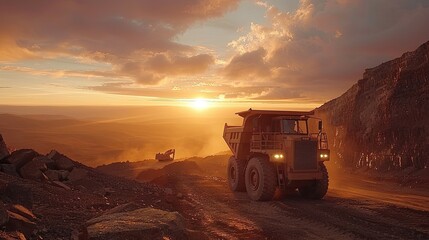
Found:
[0,105,242,166]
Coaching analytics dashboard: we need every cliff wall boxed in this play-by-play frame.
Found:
[316,41,429,170]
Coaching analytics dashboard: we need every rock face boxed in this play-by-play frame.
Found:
[316,41,429,170]
[0,134,9,161]
[85,207,186,240]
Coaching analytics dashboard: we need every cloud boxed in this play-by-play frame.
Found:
[88,80,303,101]
[0,0,239,84]
[224,0,429,99]
[223,48,270,80]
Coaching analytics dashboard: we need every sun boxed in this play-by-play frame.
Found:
[190,98,209,110]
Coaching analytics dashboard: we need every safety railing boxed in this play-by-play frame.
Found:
[310,132,329,149]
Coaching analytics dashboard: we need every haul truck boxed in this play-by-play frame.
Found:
[223,109,330,201]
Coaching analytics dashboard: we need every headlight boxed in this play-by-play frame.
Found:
[320,154,329,158]
[273,154,284,160]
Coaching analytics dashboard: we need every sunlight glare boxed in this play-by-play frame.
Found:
[190,98,209,110]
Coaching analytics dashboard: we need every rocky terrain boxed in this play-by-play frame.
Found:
[2,133,429,239]
[2,40,429,239]
[97,152,429,239]
[0,134,198,240]
[315,41,429,175]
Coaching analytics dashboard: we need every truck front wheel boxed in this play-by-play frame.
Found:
[227,156,246,192]
[298,162,329,199]
[245,157,276,201]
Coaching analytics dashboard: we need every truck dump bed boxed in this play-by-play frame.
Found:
[223,125,251,159]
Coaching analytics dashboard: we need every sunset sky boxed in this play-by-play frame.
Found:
[1,0,429,109]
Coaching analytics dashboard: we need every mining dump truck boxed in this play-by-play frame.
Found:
[155,149,175,162]
[223,109,330,201]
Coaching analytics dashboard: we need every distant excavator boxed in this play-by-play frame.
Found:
[155,149,175,162]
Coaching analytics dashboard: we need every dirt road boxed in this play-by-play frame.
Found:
[160,173,429,240]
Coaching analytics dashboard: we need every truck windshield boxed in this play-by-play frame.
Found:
[282,119,308,134]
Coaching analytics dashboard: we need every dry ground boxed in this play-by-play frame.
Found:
[143,160,429,240]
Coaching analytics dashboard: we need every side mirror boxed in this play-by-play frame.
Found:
[318,121,323,131]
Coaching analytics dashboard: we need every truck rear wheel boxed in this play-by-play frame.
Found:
[227,156,246,192]
[245,157,276,201]
[298,162,329,199]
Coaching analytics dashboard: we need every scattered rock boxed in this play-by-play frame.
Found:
[0,200,9,226]
[19,158,48,181]
[32,155,55,169]
[44,169,69,181]
[176,193,183,199]
[8,205,36,222]
[0,231,27,240]
[44,169,60,181]
[1,182,33,209]
[86,207,186,240]
[47,150,75,171]
[0,164,19,177]
[0,134,9,161]
[5,149,39,170]
[67,167,88,182]
[51,181,71,190]
[6,211,37,238]
[103,187,115,196]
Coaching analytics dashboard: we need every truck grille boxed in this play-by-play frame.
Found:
[294,140,318,171]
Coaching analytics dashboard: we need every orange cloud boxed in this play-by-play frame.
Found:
[0,0,239,84]
[224,0,429,99]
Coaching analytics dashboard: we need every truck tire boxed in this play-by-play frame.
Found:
[245,157,276,201]
[298,162,329,199]
[227,156,246,192]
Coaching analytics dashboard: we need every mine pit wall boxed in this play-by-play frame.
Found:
[315,41,429,171]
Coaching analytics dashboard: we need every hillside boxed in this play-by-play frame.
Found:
[316,41,429,171]
[0,109,236,166]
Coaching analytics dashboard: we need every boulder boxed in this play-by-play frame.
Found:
[44,169,60,181]
[0,134,9,161]
[6,211,36,238]
[67,167,88,182]
[86,208,186,240]
[1,182,33,209]
[0,200,9,226]
[19,158,48,181]
[0,164,19,177]
[32,156,55,169]
[47,150,75,171]
[5,149,39,170]
[45,169,69,181]
[8,205,36,222]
